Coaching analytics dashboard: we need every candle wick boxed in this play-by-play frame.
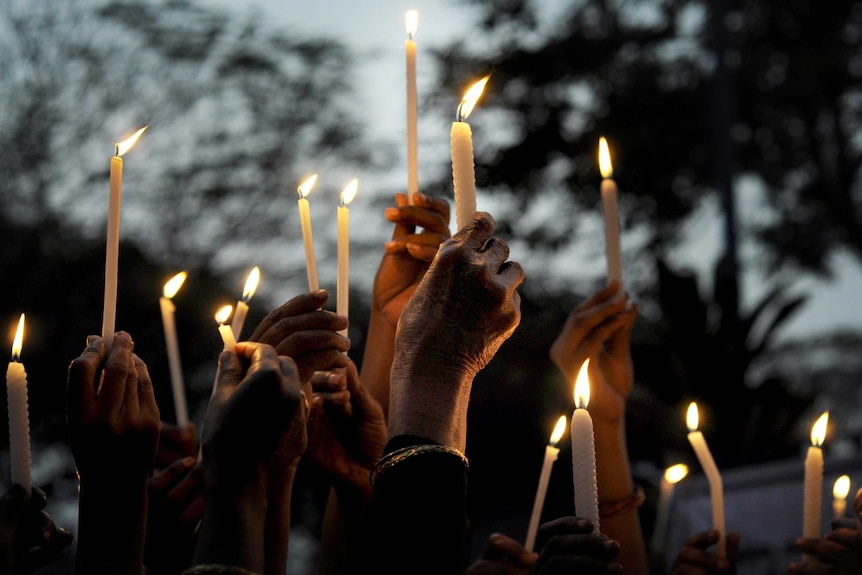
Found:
[408,31,413,41]
[114,143,120,156]
[456,105,465,123]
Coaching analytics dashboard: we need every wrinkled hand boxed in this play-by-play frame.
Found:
[789,487,862,574]
[248,290,349,384]
[305,360,386,498]
[154,422,198,472]
[66,332,162,484]
[201,342,307,489]
[530,516,621,574]
[671,529,740,574]
[395,212,524,383]
[0,485,73,574]
[374,192,451,328]
[144,457,203,574]
[549,282,636,423]
[466,533,537,575]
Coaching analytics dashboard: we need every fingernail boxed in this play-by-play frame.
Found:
[576,518,589,529]
[602,539,618,551]
[415,192,427,203]
[313,289,327,297]
[328,373,342,384]
[182,457,196,468]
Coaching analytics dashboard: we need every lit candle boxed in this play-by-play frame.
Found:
[160,272,189,428]
[526,415,567,552]
[232,266,260,340]
[598,136,622,286]
[571,359,599,533]
[650,463,689,556]
[803,411,828,563]
[405,10,419,206]
[6,314,30,493]
[451,76,489,231]
[297,174,319,292]
[215,305,236,352]
[686,402,725,558]
[337,179,358,339]
[102,126,148,349]
[832,474,850,521]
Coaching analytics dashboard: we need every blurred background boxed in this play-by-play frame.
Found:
[3,0,862,573]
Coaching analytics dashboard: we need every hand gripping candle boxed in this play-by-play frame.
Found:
[451,75,489,231]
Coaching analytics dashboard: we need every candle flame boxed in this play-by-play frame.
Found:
[215,305,233,325]
[598,136,614,179]
[811,411,829,447]
[686,402,700,432]
[115,126,148,157]
[10,313,24,361]
[298,174,318,199]
[549,415,567,446]
[163,271,187,299]
[573,358,590,409]
[457,75,490,122]
[664,463,689,484]
[340,179,358,206]
[833,474,851,499]
[242,266,261,301]
[405,10,418,39]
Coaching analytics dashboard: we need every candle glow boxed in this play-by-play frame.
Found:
[297,174,320,292]
[163,271,187,299]
[686,402,726,558]
[231,267,260,340]
[803,411,829,562]
[651,463,689,554]
[571,359,599,533]
[160,272,189,427]
[833,474,851,520]
[6,313,31,492]
[215,305,237,352]
[525,415,567,552]
[337,179,358,340]
[405,9,419,205]
[598,136,622,285]
[451,75,490,230]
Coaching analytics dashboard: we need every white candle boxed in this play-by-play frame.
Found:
[337,179,358,338]
[650,463,689,555]
[6,314,31,493]
[598,137,622,286]
[451,76,489,231]
[803,411,828,563]
[405,10,419,206]
[102,126,148,349]
[526,415,567,552]
[160,272,189,428]
[686,402,726,558]
[571,359,599,533]
[832,474,850,521]
[297,174,319,292]
[215,305,236,352]
[232,266,260,340]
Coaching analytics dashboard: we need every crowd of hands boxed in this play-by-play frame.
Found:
[2,192,862,575]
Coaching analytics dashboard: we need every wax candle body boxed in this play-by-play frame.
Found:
[525,444,560,552]
[337,204,349,338]
[6,360,31,493]
[218,324,237,352]
[232,301,249,340]
[802,445,823,562]
[833,495,847,521]
[298,196,319,291]
[160,297,188,427]
[571,408,599,534]
[406,37,418,206]
[451,120,476,231]
[651,478,674,555]
[102,155,123,349]
[687,431,726,557]
[601,177,623,285]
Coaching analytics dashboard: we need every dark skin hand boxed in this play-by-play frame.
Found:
[0,484,73,575]
[248,290,349,384]
[531,517,622,575]
[789,487,862,574]
[671,529,741,574]
[466,533,537,575]
[154,422,198,472]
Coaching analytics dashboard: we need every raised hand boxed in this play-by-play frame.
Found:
[466,533,537,575]
[671,529,740,574]
[0,484,73,574]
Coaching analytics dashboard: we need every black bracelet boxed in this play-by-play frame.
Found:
[369,444,468,487]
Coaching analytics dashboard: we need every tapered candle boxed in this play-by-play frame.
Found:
[451,76,489,230]
[686,402,725,558]
[337,179,358,338]
[215,305,236,352]
[6,314,31,493]
[803,411,828,563]
[297,175,319,292]
[651,463,689,556]
[102,126,148,349]
[160,272,189,427]
[526,415,567,552]
[832,474,850,521]
[232,266,260,340]
[571,359,599,533]
[598,137,622,286]
[405,10,419,205]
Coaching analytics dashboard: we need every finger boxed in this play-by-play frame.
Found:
[414,192,451,232]
[454,211,495,248]
[66,337,107,424]
[272,329,351,358]
[387,193,417,240]
[405,243,442,263]
[293,349,351,383]
[316,389,351,405]
[133,355,159,421]
[309,371,346,393]
[483,533,537,568]
[385,202,450,234]
[166,461,204,510]
[254,310,349,348]
[248,290,330,342]
[215,347,245,391]
[124,352,141,417]
[535,516,594,551]
[100,331,135,412]
[243,343,282,379]
[494,260,525,294]
[149,456,196,494]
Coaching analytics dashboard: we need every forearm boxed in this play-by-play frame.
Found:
[360,311,396,418]
[263,466,298,575]
[193,482,267,573]
[75,478,149,575]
